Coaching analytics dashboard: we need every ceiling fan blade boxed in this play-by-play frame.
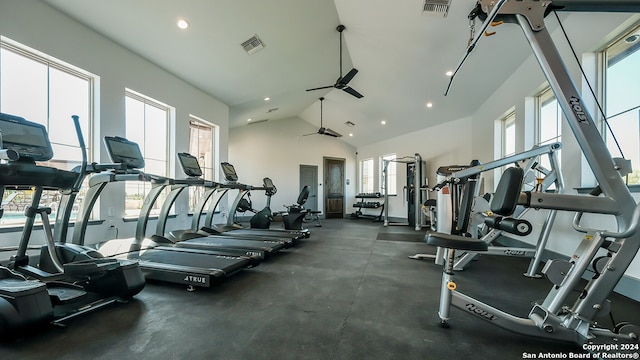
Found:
[306,85,334,92]
[342,86,364,99]
[337,68,358,85]
[303,133,318,136]
[324,128,342,137]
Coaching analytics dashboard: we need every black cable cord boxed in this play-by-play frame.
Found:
[607,103,640,121]
[552,11,625,159]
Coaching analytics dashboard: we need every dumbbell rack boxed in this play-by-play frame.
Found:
[351,193,384,222]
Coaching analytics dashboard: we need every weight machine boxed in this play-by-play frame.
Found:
[414,142,563,278]
[427,0,640,349]
[382,153,426,230]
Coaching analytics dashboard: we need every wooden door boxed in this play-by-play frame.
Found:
[324,157,344,218]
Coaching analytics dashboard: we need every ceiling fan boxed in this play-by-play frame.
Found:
[304,97,342,138]
[306,25,363,99]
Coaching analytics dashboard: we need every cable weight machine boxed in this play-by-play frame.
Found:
[382,153,426,230]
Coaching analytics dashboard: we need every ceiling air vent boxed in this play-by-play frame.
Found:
[344,121,355,127]
[266,108,279,113]
[422,0,452,17]
[241,34,265,55]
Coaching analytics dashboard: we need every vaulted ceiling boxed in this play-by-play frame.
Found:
[43,0,536,147]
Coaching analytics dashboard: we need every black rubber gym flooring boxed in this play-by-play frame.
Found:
[1,218,639,359]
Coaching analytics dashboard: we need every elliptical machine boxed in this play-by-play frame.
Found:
[236,177,276,229]
[0,112,145,336]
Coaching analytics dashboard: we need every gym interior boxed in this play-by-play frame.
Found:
[1,1,640,359]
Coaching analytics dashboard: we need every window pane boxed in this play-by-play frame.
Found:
[125,96,145,149]
[49,67,90,150]
[536,90,562,177]
[381,154,397,195]
[188,120,214,213]
[505,122,515,156]
[0,47,48,125]
[1,41,93,226]
[606,37,640,183]
[124,92,170,217]
[360,158,374,193]
[144,104,167,161]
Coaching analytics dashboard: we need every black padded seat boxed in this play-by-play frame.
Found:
[426,232,489,251]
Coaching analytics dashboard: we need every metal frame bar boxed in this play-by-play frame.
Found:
[383,153,423,230]
[434,0,640,345]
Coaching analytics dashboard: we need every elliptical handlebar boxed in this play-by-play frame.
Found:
[71,115,87,192]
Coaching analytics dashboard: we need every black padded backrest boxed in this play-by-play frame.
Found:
[490,166,524,216]
[297,186,310,206]
[455,160,481,234]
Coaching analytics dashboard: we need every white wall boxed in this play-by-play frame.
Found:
[0,1,229,248]
[229,117,357,214]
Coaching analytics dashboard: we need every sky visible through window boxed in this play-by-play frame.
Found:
[606,45,640,184]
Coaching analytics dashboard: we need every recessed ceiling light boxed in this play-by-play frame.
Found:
[247,118,252,122]
[264,97,270,101]
[445,70,453,77]
[426,102,433,108]
[349,133,353,137]
[381,120,386,125]
[177,19,189,30]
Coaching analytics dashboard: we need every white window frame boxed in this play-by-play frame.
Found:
[534,87,562,176]
[380,154,397,196]
[600,23,640,185]
[124,89,172,217]
[188,115,216,213]
[0,36,95,226]
[359,158,374,194]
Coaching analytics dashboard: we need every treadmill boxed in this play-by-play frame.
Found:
[202,162,310,239]
[70,136,262,290]
[158,153,297,250]
[0,113,145,334]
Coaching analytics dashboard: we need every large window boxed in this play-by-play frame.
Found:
[359,158,374,194]
[124,90,171,217]
[187,117,215,213]
[381,154,397,196]
[536,87,562,172]
[502,111,516,158]
[0,37,94,225]
[602,25,640,184]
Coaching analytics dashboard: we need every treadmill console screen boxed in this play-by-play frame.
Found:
[0,112,53,162]
[177,152,203,177]
[104,136,145,169]
[220,162,238,182]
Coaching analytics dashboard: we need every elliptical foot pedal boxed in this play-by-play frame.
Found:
[47,283,87,305]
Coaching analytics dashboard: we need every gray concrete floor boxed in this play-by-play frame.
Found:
[1,219,638,359]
